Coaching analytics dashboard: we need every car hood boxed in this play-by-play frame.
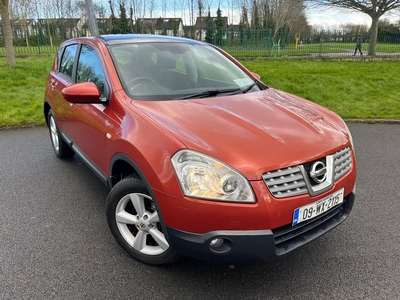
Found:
[131,88,349,180]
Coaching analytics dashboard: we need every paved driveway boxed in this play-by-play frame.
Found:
[1,124,399,299]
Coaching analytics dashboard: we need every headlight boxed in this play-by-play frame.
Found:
[171,150,255,203]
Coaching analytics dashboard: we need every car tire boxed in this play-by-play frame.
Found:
[48,110,74,158]
[106,176,178,265]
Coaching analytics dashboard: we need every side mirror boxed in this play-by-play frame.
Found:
[62,82,101,104]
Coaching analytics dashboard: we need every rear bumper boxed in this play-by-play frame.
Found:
[166,192,355,262]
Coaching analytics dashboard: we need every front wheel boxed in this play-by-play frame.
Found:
[106,176,178,265]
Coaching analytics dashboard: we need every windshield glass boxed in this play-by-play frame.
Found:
[109,42,260,100]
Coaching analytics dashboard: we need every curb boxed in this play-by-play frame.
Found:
[344,119,400,124]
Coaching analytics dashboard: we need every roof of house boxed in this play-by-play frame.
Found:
[136,18,183,30]
[194,16,228,29]
[37,18,82,26]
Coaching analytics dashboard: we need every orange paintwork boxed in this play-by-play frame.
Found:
[45,35,356,236]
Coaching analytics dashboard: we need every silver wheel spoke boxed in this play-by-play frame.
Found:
[50,118,59,149]
[130,194,145,216]
[149,228,169,250]
[147,211,159,223]
[116,211,138,225]
[132,231,147,252]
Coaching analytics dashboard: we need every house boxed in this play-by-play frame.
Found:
[95,17,113,35]
[36,18,86,39]
[0,18,35,41]
[136,18,184,37]
[194,16,228,41]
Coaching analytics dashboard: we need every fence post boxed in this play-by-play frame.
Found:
[319,31,323,56]
[35,21,41,54]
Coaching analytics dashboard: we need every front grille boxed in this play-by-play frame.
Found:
[263,147,352,198]
[272,194,354,256]
[262,167,308,198]
[333,147,352,180]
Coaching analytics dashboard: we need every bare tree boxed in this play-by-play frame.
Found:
[171,0,177,17]
[272,0,306,37]
[309,0,400,55]
[161,0,167,17]
[11,0,38,49]
[0,0,15,66]
[147,0,156,18]
[130,0,143,20]
[197,0,204,39]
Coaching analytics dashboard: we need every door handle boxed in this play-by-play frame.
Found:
[50,81,58,91]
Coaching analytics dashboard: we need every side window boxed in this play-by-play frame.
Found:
[59,44,78,79]
[77,45,107,99]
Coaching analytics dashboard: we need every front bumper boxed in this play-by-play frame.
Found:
[166,192,355,262]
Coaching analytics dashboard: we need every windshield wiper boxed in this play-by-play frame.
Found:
[176,88,241,100]
[241,82,257,94]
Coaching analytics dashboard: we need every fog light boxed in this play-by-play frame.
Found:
[209,237,233,253]
[210,238,224,248]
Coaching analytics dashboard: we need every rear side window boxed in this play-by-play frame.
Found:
[59,44,78,79]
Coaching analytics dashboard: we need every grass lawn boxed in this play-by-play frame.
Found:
[0,55,399,128]
[221,42,400,57]
[242,59,400,119]
[0,56,54,128]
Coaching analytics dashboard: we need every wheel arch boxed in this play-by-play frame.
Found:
[109,153,172,242]
[43,100,52,126]
[109,153,160,196]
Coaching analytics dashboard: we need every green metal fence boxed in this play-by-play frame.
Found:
[1,23,400,58]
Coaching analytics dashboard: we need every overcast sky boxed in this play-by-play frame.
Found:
[306,7,372,29]
[161,6,398,29]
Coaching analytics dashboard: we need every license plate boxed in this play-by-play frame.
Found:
[292,188,344,226]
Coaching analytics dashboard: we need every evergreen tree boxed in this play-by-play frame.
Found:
[173,19,178,36]
[109,0,120,34]
[119,2,129,33]
[205,7,213,43]
[215,6,224,45]
[252,0,260,29]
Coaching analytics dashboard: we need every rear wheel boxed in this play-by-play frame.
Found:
[106,176,178,265]
[47,110,74,158]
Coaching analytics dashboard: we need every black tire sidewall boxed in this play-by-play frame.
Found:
[47,110,74,159]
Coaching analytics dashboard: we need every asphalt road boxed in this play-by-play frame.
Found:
[1,124,399,300]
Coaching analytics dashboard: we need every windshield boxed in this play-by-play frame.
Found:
[109,42,261,100]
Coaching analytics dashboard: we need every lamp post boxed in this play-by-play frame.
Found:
[85,0,99,36]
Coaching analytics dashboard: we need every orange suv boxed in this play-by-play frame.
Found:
[44,35,356,265]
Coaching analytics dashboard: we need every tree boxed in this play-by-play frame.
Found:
[161,0,167,17]
[272,0,306,37]
[0,0,15,66]
[119,1,129,33]
[310,0,400,55]
[251,0,260,29]
[215,6,224,45]
[11,0,41,46]
[197,0,204,40]
[129,0,144,33]
[239,3,249,29]
[204,6,213,43]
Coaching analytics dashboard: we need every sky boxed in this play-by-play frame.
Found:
[164,5,399,29]
[306,7,373,29]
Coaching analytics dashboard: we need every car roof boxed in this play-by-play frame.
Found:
[96,34,205,46]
